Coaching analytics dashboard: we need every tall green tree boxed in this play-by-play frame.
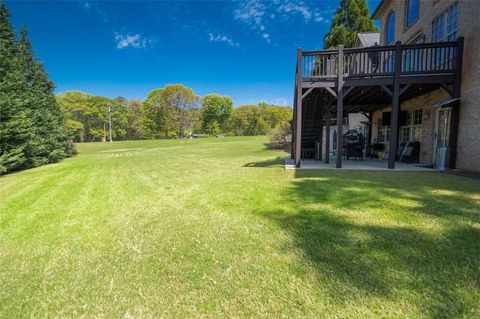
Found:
[230,105,261,136]
[126,99,145,140]
[201,94,233,134]
[143,85,199,138]
[324,0,377,49]
[142,88,165,139]
[0,4,72,174]
[0,4,32,174]
[17,27,73,165]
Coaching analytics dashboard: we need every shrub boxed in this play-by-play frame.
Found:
[269,123,291,151]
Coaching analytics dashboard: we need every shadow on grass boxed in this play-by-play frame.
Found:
[259,169,480,317]
[243,157,284,168]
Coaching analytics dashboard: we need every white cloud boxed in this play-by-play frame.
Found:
[262,32,271,43]
[234,0,330,44]
[114,32,152,49]
[278,2,311,21]
[314,12,325,23]
[234,0,269,42]
[208,33,239,47]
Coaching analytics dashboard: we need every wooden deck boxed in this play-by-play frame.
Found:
[293,39,464,170]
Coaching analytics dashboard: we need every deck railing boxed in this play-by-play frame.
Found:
[300,40,460,81]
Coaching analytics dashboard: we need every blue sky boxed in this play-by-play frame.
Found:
[7,0,381,106]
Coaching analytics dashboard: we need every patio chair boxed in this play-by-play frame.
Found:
[346,144,364,161]
[396,142,406,161]
[400,141,420,163]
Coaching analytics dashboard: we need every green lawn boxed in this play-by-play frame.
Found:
[1,136,479,318]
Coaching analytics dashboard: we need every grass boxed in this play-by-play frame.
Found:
[1,136,479,318]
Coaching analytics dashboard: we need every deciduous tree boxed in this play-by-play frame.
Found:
[143,85,199,138]
[201,94,233,134]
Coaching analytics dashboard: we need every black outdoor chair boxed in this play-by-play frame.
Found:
[346,144,364,161]
[396,142,406,161]
[400,141,420,163]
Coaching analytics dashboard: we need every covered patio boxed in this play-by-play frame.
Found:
[285,156,433,171]
[292,39,464,169]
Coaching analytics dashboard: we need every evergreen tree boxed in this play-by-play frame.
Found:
[0,4,34,174]
[0,4,73,174]
[324,0,377,49]
[18,27,73,165]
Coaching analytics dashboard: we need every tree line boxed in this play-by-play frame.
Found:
[57,86,293,142]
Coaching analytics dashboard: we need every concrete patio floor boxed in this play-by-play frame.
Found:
[285,156,435,171]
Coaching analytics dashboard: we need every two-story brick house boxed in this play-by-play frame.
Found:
[292,0,479,171]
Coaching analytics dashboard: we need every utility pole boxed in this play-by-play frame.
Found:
[108,104,113,143]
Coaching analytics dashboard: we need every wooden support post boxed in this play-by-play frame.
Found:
[325,104,331,164]
[336,45,344,168]
[449,37,464,169]
[368,111,373,158]
[388,41,402,169]
[294,48,303,168]
[319,116,323,161]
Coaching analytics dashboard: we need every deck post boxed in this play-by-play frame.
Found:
[449,37,464,169]
[388,41,402,169]
[336,45,344,168]
[318,97,323,161]
[294,48,303,168]
[325,104,331,164]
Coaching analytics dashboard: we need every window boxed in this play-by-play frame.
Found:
[398,109,423,143]
[400,126,411,143]
[377,109,422,144]
[432,2,459,42]
[406,0,420,27]
[377,125,391,144]
[413,109,423,125]
[386,11,395,44]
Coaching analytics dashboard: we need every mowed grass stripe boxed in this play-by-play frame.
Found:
[1,136,479,318]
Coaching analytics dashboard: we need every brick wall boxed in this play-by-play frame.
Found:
[374,0,480,171]
[456,0,480,171]
[371,89,450,164]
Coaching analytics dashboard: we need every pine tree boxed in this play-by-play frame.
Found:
[18,27,73,165]
[0,4,74,174]
[0,4,34,174]
[324,0,377,49]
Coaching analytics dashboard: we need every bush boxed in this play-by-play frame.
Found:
[269,124,291,151]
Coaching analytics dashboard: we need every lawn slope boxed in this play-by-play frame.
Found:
[1,136,479,318]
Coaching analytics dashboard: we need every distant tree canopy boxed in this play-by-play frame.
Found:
[56,91,129,142]
[142,85,200,139]
[230,103,292,136]
[324,0,377,49]
[0,4,74,175]
[201,94,234,135]
[55,86,292,143]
